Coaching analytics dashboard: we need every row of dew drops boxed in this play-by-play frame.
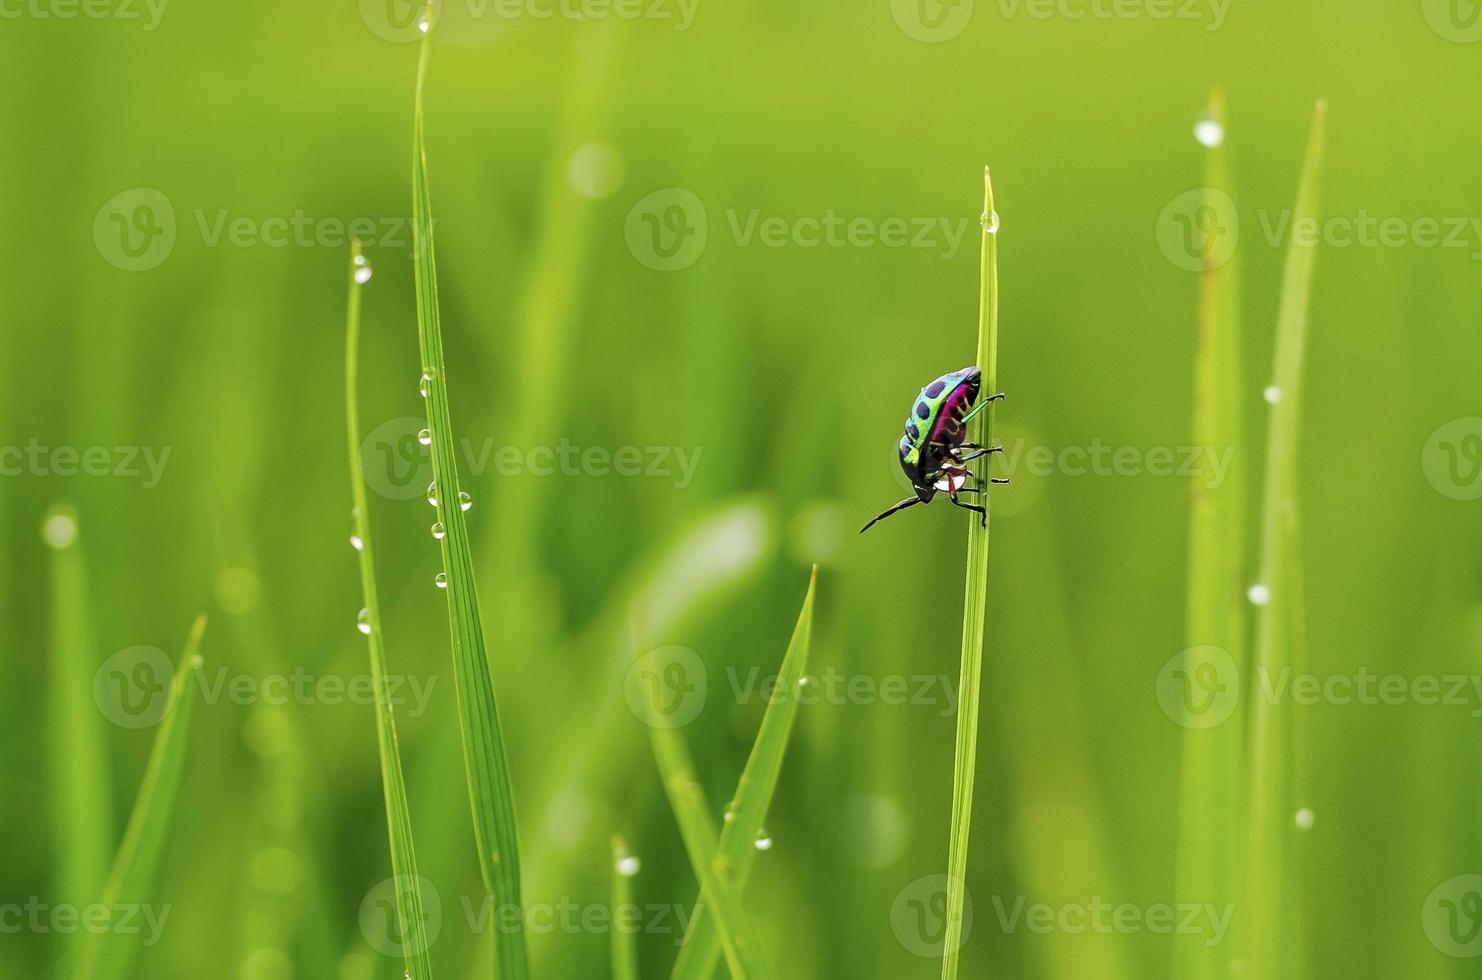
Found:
[1196,104,1315,838]
[348,250,779,862]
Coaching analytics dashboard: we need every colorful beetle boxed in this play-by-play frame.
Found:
[860,365,1006,533]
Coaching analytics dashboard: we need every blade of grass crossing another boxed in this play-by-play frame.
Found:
[411,20,530,979]
[940,167,1002,980]
[1174,86,1247,980]
[670,566,817,980]
[345,241,436,980]
[73,616,206,980]
[1242,99,1326,980]
[648,722,775,980]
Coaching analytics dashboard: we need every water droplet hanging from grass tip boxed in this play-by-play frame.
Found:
[1194,109,1225,148]
[352,254,373,284]
[614,852,641,877]
[357,609,372,635]
[981,209,1001,234]
[434,572,448,589]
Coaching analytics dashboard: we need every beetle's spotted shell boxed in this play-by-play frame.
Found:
[898,366,981,487]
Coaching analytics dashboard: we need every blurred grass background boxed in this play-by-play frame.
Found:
[3,0,1481,977]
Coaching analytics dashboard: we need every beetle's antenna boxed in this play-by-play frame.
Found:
[859,496,922,534]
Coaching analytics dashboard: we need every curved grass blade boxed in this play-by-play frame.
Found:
[411,17,530,978]
[648,722,775,980]
[1174,86,1247,980]
[940,167,1002,980]
[1242,98,1327,980]
[671,566,817,980]
[346,241,436,980]
[44,505,115,910]
[73,615,206,980]
[610,835,639,980]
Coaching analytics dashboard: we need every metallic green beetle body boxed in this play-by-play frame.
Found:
[861,366,1006,533]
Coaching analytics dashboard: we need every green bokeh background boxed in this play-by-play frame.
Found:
[3,0,1481,977]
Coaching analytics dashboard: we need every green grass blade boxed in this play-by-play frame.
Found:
[610,835,640,980]
[346,241,436,980]
[648,723,775,980]
[671,566,817,980]
[411,18,530,979]
[73,615,206,980]
[44,505,115,909]
[940,167,1001,980]
[1174,86,1247,980]
[1242,98,1326,980]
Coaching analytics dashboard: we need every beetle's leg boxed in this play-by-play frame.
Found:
[859,496,923,534]
[949,496,988,527]
[961,392,1005,424]
[955,447,1003,464]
